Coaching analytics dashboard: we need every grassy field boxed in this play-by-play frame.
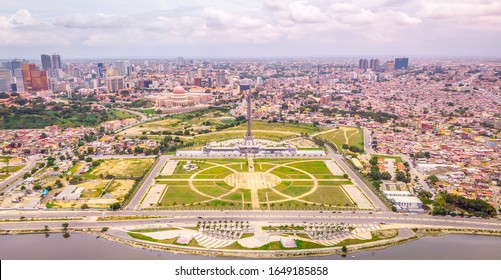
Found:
[374,155,403,163]
[286,161,332,174]
[0,156,11,163]
[159,187,209,206]
[120,109,234,137]
[318,127,364,152]
[303,186,354,206]
[108,109,141,120]
[85,158,155,179]
[191,131,295,144]
[0,165,23,173]
[228,120,326,134]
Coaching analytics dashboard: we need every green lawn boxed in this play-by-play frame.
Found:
[0,165,23,173]
[107,109,141,120]
[258,190,288,202]
[303,186,354,206]
[287,161,332,174]
[0,156,11,163]
[221,190,251,202]
[194,186,230,197]
[192,131,295,144]
[280,186,313,197]
[318,127,364,152]
[159,187,209,206]
[228,120,326,135]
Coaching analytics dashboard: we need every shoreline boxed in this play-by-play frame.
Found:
[2,227,501,258]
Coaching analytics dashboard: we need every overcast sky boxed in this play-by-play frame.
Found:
[0,0,500,59]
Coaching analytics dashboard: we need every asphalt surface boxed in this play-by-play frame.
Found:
[125,155,170,210]
[326,146,388,211]
[0,156,37,192]
[1,210,500,231]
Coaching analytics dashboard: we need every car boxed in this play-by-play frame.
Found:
[379,222,387,225]
[197,216,203,219]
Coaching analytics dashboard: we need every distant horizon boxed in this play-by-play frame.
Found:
[2,54,501,62]
[1,1,500,58]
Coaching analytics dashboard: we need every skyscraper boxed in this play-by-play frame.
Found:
[97,63,105,78]
[21,64,49,91]
[369,59,380,71]
[41,54,52,70]
[51,54,62,69]
[105,76,125,92]
[358,59,369,70]
[394,57,409,70]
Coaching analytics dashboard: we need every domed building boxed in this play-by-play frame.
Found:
[171,86,189,106]
[146,85,213,109]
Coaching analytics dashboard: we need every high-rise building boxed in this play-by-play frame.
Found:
[0,79,8,93]
[358,59,369,70]
[97,63,105,78]
[21,64,49,91]
[105,76,125,92]
[4,59,26,76]
[394,57,409,70]
[51,54,62,69]
[14,68,25,92]
[0,69,12,84]
[386,60,395,72]
[369,59,380,71]
[320,94,332,105]
[256,77,263,86]
[216,71,226,87]
[194,77,202,87]
[177,57,184,65]
[116,60,130,76]
[41,54,52,70]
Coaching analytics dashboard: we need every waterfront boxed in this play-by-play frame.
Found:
[1,233,500,260]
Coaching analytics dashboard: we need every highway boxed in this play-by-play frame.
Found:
[0,156,37,193]
[326,145,388,211]
[1,210,501,231]
[125,155,170,210]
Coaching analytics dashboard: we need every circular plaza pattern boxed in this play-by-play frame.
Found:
[224,172,282,190]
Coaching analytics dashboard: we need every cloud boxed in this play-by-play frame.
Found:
[54,13,129,29]
[288,1,329,23]
[418,0,501,19]
[0,1,499,57]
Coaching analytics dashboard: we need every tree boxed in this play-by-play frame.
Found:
[109,202,121,210]
[341,245,348,254]
[62,223,69,231]
[380,172,392,180]
[396,171,406,182]
[369,157,379,166]
[427,175,439,183]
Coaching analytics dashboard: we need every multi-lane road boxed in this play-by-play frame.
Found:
[0,210,500,231]
[0,156,37,193]
[125,155,170,210]
[325,145,388,211]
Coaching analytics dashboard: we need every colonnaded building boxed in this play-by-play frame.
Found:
[146,85,212,108]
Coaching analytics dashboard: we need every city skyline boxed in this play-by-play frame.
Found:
[1,0,500,58]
